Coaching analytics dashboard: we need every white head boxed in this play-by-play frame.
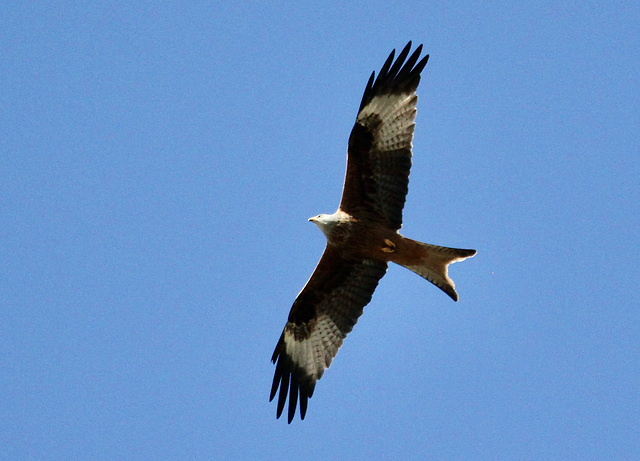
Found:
[309,213,336,238]
[309,211,347,239]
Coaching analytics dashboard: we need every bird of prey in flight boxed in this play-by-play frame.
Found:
[270,42,476,423]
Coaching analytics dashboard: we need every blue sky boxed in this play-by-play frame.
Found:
[2,1,639,459]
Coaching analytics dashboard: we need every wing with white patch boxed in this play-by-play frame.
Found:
[270,246,388,423]
[340,42,429,230]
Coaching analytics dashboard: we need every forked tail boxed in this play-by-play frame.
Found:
[395,239,476,301]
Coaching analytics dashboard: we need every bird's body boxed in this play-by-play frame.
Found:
[270,42,476,423]
[310,211,399,261]
[310,211,468,278]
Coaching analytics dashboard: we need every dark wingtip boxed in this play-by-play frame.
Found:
[269,333,285,402]
[270,339,316,423]
[276,369,289,418]
[287,377,298,423]
[269,377,278,402]
[299,393,308,420]
[358,42,429,113]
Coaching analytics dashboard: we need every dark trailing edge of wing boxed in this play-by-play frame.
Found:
[270,334,315,423]
[358,41,429,113]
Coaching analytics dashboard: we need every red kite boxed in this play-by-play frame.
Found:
[270,42,476,423]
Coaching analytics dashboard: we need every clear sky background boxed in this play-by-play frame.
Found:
[2,2,639,460]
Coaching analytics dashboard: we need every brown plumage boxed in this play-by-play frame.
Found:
[270,42,476,423]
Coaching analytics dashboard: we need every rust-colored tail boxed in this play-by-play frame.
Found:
[394,238,476,301]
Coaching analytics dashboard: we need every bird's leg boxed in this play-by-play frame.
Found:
[381,239,396,253]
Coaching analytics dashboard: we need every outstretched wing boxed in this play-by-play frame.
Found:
[340,42,429,230]
[270,246,388,423]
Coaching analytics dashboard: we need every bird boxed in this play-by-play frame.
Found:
[270,42,476,423]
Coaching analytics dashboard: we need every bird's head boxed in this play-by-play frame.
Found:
[309,211,348,239]
[309,214,333,237]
